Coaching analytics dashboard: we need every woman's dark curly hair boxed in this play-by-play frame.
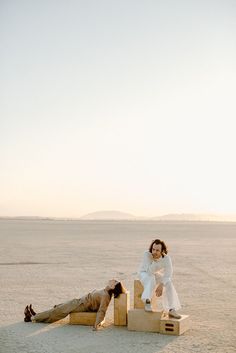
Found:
[108,281,126,298]
[149,239,168,258]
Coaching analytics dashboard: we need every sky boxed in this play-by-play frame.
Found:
[1,0,236,218]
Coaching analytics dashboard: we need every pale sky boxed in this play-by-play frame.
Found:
[1,0,236,218]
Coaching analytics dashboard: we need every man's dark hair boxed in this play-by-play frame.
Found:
[149,239,168,258]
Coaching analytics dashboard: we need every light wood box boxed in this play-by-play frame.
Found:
[69,312,97,325]
[134,279,144,309]
[128,308,163,332]
[160,315,189,335]
[114,291,130,326]
[134,279,158,310]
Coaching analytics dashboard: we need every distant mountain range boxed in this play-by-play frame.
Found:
[80,211,236,221]
[1,211,236,222]
[151,213,236,222]
[80,210,136,220]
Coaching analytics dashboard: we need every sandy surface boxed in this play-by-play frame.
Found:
[0,220,235,353]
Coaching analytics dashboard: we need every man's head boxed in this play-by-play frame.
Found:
[149,239,168,258]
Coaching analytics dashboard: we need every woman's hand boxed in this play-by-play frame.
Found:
[155,283,163,297]
[92,319,105,331]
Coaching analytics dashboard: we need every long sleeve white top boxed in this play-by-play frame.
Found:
[139,251,173,285]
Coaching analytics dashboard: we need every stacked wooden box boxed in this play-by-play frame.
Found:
[127,279,189,335]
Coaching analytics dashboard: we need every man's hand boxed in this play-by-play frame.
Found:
[155,284,163,297]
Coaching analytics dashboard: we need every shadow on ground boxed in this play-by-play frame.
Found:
[0,320,178,353]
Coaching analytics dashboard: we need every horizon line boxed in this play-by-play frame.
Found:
[1,211,236,223]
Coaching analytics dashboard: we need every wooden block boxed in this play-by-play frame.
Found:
[114,291,130,326]
[160,315,189,335]
[134,279,158,310]
[134,279,144,309]
[69,312,97,325]
[128,309,163,332]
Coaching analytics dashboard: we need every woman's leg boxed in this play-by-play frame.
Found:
[32,298,81,323]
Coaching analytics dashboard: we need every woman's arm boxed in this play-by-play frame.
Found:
[93,295,110,330]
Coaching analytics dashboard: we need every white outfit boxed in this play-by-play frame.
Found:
[138,251,181,311]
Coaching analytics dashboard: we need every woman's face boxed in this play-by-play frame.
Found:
[107,279,118,289]
[152,243,162,259]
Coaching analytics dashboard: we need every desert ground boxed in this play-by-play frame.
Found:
[0,220,235,353]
